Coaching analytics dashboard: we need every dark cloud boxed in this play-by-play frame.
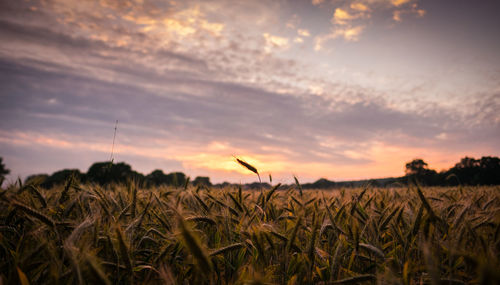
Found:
[0,19,104,51]
[1,55,489,163]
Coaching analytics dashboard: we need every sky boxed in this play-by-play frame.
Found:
[1,0,499,184]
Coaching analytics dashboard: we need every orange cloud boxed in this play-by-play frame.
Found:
[392,5,427,22]
[333,8,356,25]
[341,26,364,41]
[315,25,365,45]
[327,5,370,43]
[0,130,494,183]
[350,3,369,12]
[263,33,290,51]
[317,0,425,45]
[116,6,226,47]
[393,10,402,22]
[391,0,412,7]
[297,29,311,37]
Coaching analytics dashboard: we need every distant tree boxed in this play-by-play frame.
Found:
[42,169,83,188]
[214,182,232,189]
[405,158,437,185]
[455,157,480,169]
[367,179,380,187]
[146,170,187,187]
[193,176,212,187]
[405,159,429,176]
[479,156,500,169]
[246,182,271,189]
[0,157,10,185]
[25,174,49,185]
[166,172,187,187]
[146,169,169,187]
[308,178,336,189]
[478,156,500,185]
[446,156,500,185]
[449,156,480,185]
[87,162,143,185]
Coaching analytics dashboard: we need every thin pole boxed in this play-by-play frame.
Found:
[109,120,118,162]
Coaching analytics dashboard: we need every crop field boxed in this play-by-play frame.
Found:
[1,182,499,284]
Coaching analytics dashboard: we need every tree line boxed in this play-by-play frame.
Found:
[403,156,500,186]
[0,155,499,189]
[21,161,212,189]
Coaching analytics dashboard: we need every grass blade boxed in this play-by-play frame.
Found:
[178,216,213,274]
[209,243,244,256]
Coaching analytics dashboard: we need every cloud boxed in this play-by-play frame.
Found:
[350,3,369,12]
[3,52,496,183]
[286,14,301,29]
[312,0,425,45]
[391,0,412,7]
[333,8,357,25]
[336,25,365,41]
[393,10,403,22]
[312,0,325,6]
[392,3,427,22]
[297,29,310,37]
[294,37,304,43]
[318,3,372,45]
[263,33,290,51]
[315,25,365,49]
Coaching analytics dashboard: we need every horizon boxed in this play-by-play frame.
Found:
[4,155,498,186]
[1,0,499,184]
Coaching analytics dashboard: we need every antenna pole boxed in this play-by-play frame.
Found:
[109,120,118,162]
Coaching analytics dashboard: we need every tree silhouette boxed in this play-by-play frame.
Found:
[455,157,480,169]
[146,169,168,187]
[86,162,144,185]
[11,155,500,190]
[145,170,187,187]
[446,156,500,185]
[478,156,500,185]
[193,176,211,187]
[306,178,336,189]
[0,157,10,185]
[405,159,428,176]
[42,169,83,188]
[25,174,49,185]
[405,158,438,185]
[167,172,187,187]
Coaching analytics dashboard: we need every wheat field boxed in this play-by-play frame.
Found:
[1,182,499,284]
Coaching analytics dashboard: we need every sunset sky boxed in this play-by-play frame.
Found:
[1,0,499,184]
